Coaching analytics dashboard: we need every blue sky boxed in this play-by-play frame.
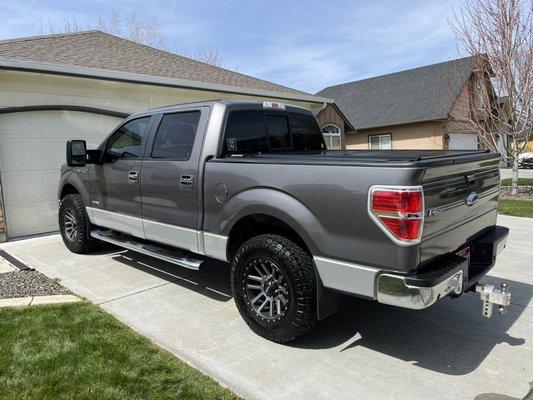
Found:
[0,0,462,93]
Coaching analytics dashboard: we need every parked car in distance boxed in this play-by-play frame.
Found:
[518,152,533,169]
[58,100,511,342]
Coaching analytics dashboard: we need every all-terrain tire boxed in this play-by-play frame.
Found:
[231,234,316,343]
[59,194,96,254]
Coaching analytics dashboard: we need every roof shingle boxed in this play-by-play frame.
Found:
[0,30,309,96]
[317,57,477,130]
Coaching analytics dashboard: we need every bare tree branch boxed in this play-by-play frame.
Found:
[95,9,166,49]
[450,0,533,195]
[174,43,224,67]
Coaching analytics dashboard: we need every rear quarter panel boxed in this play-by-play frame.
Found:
[203,160,425,271]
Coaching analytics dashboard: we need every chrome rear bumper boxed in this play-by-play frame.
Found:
[376,226,509,311]
[377,270,463,309]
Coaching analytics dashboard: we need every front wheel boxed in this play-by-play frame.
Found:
[231,234,316,343]
[59,194,96,254]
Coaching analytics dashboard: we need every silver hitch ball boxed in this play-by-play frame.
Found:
[498,305,508,315]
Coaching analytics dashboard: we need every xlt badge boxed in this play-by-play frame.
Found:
[427,206,444,217]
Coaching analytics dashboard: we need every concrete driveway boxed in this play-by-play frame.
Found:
[2,214,532,400]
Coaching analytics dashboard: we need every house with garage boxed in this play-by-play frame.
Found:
[315,56,506,154]
[0,30,332,240]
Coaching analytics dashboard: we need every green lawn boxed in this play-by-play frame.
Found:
[498,199,533,218]
[500,178,533,186]
[0,303,239,400]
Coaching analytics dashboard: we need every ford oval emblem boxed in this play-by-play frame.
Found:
[465,192,479,206]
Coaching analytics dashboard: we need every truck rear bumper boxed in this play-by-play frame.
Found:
[376,226,509,309]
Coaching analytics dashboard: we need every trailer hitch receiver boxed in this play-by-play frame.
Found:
[475,282,511,318]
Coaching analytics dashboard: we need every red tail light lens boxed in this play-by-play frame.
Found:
[377,217,422,241]
[372,190,422,213]
[369,186,424,244]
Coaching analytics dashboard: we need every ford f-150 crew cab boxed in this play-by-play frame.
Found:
[58,100,511,342]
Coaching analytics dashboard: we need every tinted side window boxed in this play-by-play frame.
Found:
[289,113,325,151]
[223,110,267,155]
[106,117,150,159]
[266,115,290,149]
[151,111,201,160]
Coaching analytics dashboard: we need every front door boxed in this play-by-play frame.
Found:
[91,116,152,238]
[140,109,206,252]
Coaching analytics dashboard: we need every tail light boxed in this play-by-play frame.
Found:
[368,186,424,245]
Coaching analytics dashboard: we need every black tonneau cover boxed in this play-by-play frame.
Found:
[212,150,499,167]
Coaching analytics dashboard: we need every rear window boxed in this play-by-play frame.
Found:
[151,111,200,160]
[223,110,268,155]
[266,115,290,149]
[289,113,324,151]
[222,110,324,155]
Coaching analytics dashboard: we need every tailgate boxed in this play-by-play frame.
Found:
[420,154,500,263]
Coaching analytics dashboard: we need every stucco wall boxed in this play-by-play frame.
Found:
[346,121,445,149]
[0,70,323,115]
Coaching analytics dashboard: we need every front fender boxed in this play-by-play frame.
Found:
[58,169,90,205]
[219,187,323,255]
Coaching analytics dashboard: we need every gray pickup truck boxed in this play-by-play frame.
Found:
[58,100,511,342]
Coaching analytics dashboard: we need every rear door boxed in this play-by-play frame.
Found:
[140,108,207,252]
[91,116,152,238]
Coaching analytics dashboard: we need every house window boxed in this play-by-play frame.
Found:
[321,124,341,150]
[369,134,392,150]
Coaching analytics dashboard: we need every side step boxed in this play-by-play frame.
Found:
[90,229,204,270]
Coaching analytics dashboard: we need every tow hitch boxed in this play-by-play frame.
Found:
[475,282,511,318]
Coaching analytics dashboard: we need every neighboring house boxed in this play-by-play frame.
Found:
[0,30,331,240]
[316,56,498,152]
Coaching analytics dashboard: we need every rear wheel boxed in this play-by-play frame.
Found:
[59,194,96,253]
[231,234,316,343]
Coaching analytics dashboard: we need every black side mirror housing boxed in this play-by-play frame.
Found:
[66,140,87,167]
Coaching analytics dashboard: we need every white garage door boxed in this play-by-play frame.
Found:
[0,110,121,238]
[449,133,479,150]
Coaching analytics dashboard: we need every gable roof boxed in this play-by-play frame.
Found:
[317,56,477,131]
[0,30,324,101]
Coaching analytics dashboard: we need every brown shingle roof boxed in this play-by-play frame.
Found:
[0,30,309,96]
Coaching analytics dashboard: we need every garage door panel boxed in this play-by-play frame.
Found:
[44,200,60,231]
[1,170,44,206]
[4,203,49,237]
[0,111,119,137]
[0,110,122,238]
[0,137,42,171]
[40,139,70,170]
[449,133,478,150]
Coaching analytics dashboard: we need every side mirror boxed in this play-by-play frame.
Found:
[66,140,87,167]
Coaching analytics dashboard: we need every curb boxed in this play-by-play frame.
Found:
[0,295,82,308]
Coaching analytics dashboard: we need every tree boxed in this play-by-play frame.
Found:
[96,10,166,49]
[451,0,532,195]
[174,43,224,67]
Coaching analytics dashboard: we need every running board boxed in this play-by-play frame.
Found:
[90,229,204,270]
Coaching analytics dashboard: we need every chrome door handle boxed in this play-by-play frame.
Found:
[128,171,139,183]
[179,174,194,189]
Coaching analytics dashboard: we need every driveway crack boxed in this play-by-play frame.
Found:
[96,282,171,305]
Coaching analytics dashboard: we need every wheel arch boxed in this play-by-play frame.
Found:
[59,183,80,199]
[220,188,322,262]
[58,172,90,205]
[226,213,314,262]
